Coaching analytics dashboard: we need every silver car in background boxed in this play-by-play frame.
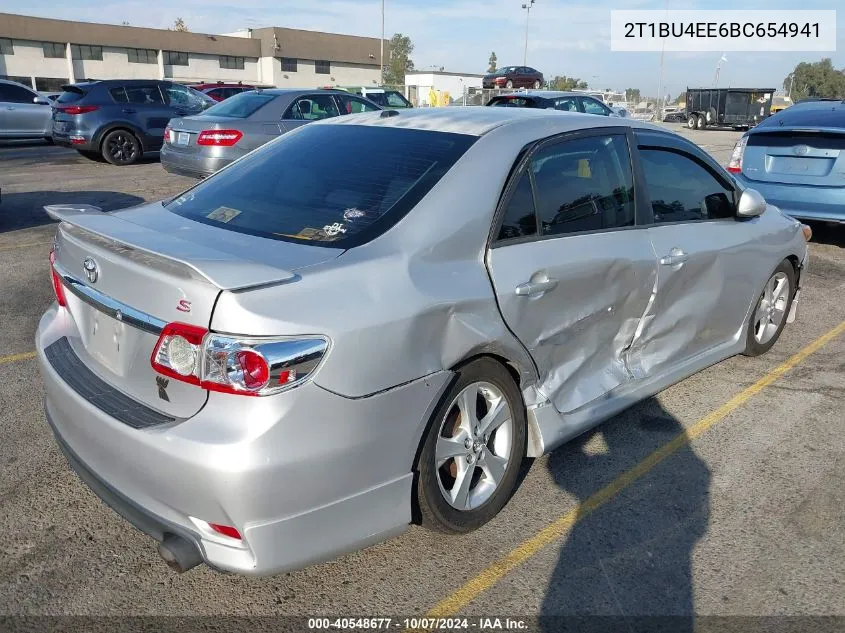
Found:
[0,78,53,141]
[38,108,809,577]
[160,88,381,178]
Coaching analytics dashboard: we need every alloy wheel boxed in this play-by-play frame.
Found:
[107,133,137,163]
[754,271,789,344]
[435,381,513,511]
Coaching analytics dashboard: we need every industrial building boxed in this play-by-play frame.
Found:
[0,12,388,92]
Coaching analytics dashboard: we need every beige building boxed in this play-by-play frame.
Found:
[0,13,387,92]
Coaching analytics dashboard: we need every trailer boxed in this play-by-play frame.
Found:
[685,88,775,130]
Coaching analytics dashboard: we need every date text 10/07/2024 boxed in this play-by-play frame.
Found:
[307,617,529,631]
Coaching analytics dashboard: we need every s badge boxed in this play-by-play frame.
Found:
[176,299,192,313]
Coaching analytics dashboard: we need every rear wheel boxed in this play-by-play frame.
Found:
[416,358,526,534]
[533,80,541,89]
[101,129,141,166]
[743,260,795,357]
[687,114,698,129]
[695,114,705,130]
[505,80,514,89]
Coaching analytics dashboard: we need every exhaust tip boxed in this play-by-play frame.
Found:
[158,534,203,573]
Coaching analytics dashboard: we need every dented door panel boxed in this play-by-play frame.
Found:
[487,230,657,414]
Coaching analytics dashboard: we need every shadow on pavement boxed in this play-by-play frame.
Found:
[0,191,145,233]
[540,397,711,633]
[807,221,844,248]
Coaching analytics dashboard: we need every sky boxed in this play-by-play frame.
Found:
[4,0,844,99]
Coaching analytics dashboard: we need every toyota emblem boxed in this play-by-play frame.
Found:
[794,145,810,156]
[83,257,99,283]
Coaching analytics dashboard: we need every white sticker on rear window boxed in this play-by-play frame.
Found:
[343,208,366,221]
[323,222,347,236]
[207,207,241,223]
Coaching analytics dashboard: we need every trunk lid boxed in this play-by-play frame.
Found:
[742,128,845,187]
[47,203,341,417]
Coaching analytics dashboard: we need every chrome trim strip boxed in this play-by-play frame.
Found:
[54,263,166,335]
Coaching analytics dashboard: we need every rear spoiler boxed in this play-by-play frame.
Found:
[44,204,297,291]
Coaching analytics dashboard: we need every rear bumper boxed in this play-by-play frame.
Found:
[160,145,233,179]
[736,174,845,224]
[36,306,452,575]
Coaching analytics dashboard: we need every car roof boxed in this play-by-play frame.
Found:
[493,91,586,99]
[313,105,655,137]
[753,100,845,131]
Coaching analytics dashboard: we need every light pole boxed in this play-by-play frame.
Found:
[714,53,727,89]
[379,0,385,86]
[522,0,535,68]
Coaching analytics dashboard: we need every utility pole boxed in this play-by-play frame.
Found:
[714,53,727,89]
[522,0,535,67]
[655,0,668,119]
[380,0,385,85]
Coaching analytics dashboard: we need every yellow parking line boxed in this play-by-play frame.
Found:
[0,241,51,252]
[424,320,845,618]
[0,351,37,365]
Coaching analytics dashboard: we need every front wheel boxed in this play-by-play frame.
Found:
[101,129,141,166]
[743,260,796,357]
[415,358,526,534]
[533,80,541,89]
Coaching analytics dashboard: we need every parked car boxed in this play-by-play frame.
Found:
[161,88,381,179]
[728,99,845,224]
[482,66,544,90]
[333,86,413,109]
[487,91,616,116]
[0,78,53,141]
[52,79,215,165]
[38,107,809,576]
[191,82,257,102]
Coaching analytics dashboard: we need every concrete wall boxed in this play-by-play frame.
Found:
[272,59,380,88]
[164,53,260,83]
[73,46,159,81]
[0,39,70,87]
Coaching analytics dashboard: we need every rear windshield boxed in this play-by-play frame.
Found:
[57,89,83,103]
[202,91,276,118]
[758,104,845,130]
[165,124,476,248]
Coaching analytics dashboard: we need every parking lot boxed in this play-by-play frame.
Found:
[1,124,844,628]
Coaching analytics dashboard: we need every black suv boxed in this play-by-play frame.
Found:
[52,79,214,165]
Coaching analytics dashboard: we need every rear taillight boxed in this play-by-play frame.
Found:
[151,325,328,396]
[727,135,748,174]
[196,129,243,146]
[49,248,67,307]
[164,126,173,143]
[57,105,99,115]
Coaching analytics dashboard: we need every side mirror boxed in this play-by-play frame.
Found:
[34,96,50,105]
[737,188,767,218]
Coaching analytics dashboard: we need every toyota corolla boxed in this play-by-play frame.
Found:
[38,107,810,576]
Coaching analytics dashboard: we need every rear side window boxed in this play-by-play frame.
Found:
[336,93,380,114]
[498,171,537,240]
[203,91,276,118]
[165,125,476,248]
[285,94,340,120]
[532,134,635,236]
[110,87,128,103]
[124,85,164,105]
[386,91,410,107]
[489,97,538,108]
[553,97,578,112]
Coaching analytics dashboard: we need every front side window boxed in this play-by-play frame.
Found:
[553,97,578,112]
[220,56,245,70]
[280,57,297,72]
[580,97,611,116]
[164,125,476,248]
[639,148,735,223]
[0,82,36,104]
[164,51,188,66]
[71,44,103,61]
[386,91,410,107]
[42,42,65,58]
[497,171,537,241]
[315,60,331,74]
[285,94,340,120]
[163,83,206,109]
[336,93,380,114]
[532,134,635,236]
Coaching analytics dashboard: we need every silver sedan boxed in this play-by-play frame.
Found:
[160,88,381,178]
[38,107,809,576]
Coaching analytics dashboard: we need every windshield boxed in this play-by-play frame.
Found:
[203,91,277,118]
[165,124,476,248]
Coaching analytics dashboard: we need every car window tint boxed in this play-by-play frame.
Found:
[554,97,578,112]
[286,94,340,120]
[336,93,380,114]
[386,91,409,107]
[581,97,610,115]
[0,83,35,103]
[125,86,164,105]
[639,148,735,222]
[164,125,475,247]
[203,91,276,118]
[165,83,205,109]
[532,134,635,236]
[109,87,128,103]
[489,97,537,108]
[497,171,538,241]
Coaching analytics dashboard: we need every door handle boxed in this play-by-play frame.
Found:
[659,248,689,266]
[122,108,137,114]
[6,106,15,110]
[515,278,558,297]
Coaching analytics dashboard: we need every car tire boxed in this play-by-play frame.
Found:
[706,106,717,125]
[533,80,541,89]
[44,136,54,145]
[695,114,705,130]
[506,80,514,89]
[415,357,526,534]
[687,114,698,129]
[743,260,796,357]
[101,129,141,166]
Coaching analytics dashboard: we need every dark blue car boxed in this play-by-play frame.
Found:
[52,79,214,165]
[728,99,845,225]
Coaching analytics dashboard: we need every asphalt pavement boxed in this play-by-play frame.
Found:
[0,127,843,631]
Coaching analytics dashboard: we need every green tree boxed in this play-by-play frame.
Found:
[626,88,641,104]
[487,51,498,73]
[549,76,588,91]
[172,17,189,32]
[383,33,415,86]
[784,58,845,101]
